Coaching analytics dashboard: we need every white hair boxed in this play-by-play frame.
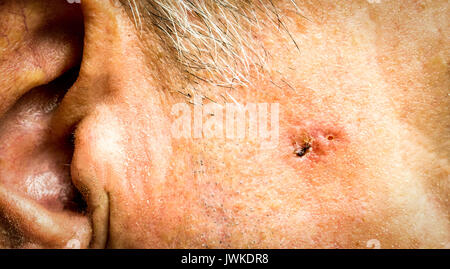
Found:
[121,0,305,88]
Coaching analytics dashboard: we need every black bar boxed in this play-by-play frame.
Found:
[0,249,447,267]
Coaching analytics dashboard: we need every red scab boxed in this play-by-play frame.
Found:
[287,121,349,162]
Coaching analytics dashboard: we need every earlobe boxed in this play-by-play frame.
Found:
[0,185,91,249]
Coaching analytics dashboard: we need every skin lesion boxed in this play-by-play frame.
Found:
[293,139,312,158]
[288,121,347,162]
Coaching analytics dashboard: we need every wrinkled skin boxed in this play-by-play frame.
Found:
[0,0,448,248]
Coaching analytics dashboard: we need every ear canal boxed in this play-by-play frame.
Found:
[0,1,90,248]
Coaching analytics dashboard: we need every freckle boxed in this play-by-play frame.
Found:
[327,135,334,141]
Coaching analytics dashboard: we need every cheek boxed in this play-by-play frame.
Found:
[73,93,394,248]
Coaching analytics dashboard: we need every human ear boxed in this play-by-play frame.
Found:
[0,0,88,248]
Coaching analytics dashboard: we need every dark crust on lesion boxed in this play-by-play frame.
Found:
[294,141,312,158]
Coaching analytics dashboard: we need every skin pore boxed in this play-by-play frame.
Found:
[0,0,448,248]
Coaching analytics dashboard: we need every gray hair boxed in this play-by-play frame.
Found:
[120,0,306,88]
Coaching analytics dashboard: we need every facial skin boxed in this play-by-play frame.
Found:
[0,0,448,249]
